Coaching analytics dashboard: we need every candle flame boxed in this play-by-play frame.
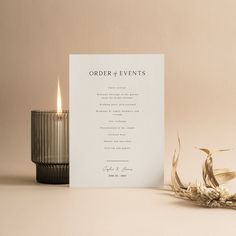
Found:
[57,79,62,113]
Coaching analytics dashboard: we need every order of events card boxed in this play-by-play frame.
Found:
[69,54,164,187]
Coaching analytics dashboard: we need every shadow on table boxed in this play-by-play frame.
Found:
[169,199,204,209]
[0,175,36,186]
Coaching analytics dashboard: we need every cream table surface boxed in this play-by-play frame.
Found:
[0,174,235,236]
[1,0,236,235]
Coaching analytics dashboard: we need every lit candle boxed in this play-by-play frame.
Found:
[31,80,69,184]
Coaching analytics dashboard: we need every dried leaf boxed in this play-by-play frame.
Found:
[199,148,211,155]
[171,146,186,191]
[217,149,232,152]
[214,170,236,184]
[202,152,219,188]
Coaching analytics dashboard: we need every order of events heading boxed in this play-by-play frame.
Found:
[88,70,146,78]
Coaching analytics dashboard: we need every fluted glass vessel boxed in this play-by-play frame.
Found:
[31,111,69,184]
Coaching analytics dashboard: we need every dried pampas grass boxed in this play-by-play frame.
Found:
[171,137,236,209]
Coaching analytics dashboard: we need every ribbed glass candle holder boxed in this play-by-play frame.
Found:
[31,111,69,184]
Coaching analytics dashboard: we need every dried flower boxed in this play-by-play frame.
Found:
[171,137,236,209]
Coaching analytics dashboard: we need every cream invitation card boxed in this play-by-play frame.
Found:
[69,54,164,187]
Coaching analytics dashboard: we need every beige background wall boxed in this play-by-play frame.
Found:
[1,0,236,184]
